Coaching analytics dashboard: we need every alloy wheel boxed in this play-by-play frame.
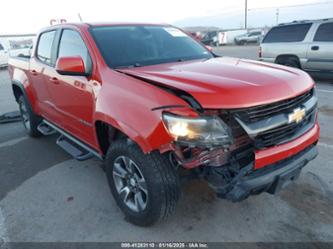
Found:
[112,156,148,212]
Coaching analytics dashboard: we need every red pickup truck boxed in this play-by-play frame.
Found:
[8,23,319,226]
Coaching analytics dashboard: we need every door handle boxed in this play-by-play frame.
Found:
[311,46,319,51]
[31,70,38,76]
[50,77,59,84]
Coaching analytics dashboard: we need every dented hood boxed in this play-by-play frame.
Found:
[118,57,315,109]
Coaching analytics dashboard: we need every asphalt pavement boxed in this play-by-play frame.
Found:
[0,46,333,242]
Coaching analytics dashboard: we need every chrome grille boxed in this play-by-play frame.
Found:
[235,89,314,123]
[232,88,316,149]
[254,108,316,148]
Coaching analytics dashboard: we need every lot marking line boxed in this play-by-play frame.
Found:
[0,137,28,149]
[0,207,9,243]
[318,142,333,150]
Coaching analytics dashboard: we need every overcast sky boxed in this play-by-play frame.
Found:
[0,0,332,34]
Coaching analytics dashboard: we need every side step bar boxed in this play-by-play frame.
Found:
[37,122,57,135]
[56,135,94,161]
[41,120,103,161]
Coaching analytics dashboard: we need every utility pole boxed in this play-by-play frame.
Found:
[245,0,248,29]
[276,8,279,25]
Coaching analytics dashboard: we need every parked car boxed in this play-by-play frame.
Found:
[234,30,264,45]
[189,31,203,41]
[9,45,32,58]
[218,30,247,45]
[260,18,333,75]
[201,30,223,46]
[9,23,319,226]
[0,42,9,67]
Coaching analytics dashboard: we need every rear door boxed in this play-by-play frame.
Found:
[305,22,333,72]
[45,28,96,145]
[29,30,59,120]
[261,23,312,64]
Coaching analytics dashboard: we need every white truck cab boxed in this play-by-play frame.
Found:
[0,42,9,67]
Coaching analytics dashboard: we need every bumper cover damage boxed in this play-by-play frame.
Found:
[206,145,318,202]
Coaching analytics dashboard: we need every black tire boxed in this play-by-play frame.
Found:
[18,95,42,137]
[105,140,180,226]
[277,57,301,69]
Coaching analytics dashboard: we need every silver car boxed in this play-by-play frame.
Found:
[234,30,264,45]
[260,18,333,75]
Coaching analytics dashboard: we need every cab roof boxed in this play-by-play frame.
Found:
[41,22,172,33]
[47,22,170,29]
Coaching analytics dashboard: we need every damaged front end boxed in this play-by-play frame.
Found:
[163,110,257,201]
[163,87,318,201]
[169,114,253,169]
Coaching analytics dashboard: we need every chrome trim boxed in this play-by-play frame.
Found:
[235,96,317,137]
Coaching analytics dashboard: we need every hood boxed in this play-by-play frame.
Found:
[118,57,314,109]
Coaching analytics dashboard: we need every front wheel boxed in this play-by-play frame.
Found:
[237,40,245,45]
[105,140,180,226]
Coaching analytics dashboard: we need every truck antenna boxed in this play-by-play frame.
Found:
[78,13,83,22]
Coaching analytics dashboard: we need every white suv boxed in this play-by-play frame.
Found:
[260,18,333,75]
[0,42,8,68]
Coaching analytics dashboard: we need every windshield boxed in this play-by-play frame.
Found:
[90,25,213,68]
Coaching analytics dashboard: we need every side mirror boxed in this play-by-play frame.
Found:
[56,56,89,76]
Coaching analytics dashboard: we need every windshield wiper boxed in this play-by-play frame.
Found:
[115,63,142,69]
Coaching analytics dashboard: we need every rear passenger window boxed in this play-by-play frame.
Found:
[37,31,56,65]
[314,23,333,42]
[58,29,92,73]
[263,24,312,43]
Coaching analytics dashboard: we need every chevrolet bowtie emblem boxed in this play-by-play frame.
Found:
[288,108,306,124]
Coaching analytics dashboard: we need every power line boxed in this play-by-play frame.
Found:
[248,0,333,11]
[211,0,333,28]
[248,1,333,25]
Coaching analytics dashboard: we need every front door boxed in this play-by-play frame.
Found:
[45,29,96,146]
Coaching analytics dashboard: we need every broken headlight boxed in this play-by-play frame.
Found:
[162,113,233,148]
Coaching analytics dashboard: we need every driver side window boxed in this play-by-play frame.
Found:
[58,29,92,73]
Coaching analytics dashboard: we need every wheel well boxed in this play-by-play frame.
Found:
[12,84,23,102]
[95,121,128,156]
[275,54,300,64]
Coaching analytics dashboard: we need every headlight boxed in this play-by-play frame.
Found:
[162,113,233,148]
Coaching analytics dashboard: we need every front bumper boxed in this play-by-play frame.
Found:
[255,122,320,169]
[208,144,318,202]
